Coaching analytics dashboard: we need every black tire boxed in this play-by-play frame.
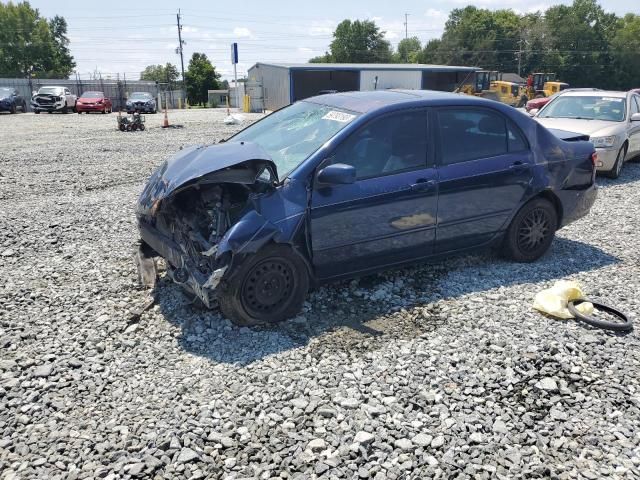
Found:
[503,198,557,262]
[568,299,633,332]
[77,110,82,114]
[139,124,145,131]
[34,110,40,114]
[119,124,126,132]
[605,145,626,179]
[219,245,309,326]
[10,104,16,114]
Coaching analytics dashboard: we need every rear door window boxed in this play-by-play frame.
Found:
[437,108,510,165]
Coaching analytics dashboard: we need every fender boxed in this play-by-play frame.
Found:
[216,210,282,259]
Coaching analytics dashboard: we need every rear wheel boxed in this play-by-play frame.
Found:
[503,198,557,262]
[139,124,145,131]
[606,145,626,179]
[219,245,309,326]
[34,110,40,114]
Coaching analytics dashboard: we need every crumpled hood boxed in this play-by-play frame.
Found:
[536,117,624,137]
[137,141,277,213]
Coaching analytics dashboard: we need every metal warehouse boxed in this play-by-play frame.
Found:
[247,62,478,111]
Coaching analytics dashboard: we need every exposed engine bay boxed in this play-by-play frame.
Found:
[155,183,252,281]
[135,142,281,307]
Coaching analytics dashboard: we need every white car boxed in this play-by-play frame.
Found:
[533,90,640,178]
[31,86,77,114]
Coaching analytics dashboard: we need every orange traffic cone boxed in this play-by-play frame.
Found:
[162,108,169,128]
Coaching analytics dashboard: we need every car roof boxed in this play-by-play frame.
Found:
[559,90,627,98]
[303,89,494,114]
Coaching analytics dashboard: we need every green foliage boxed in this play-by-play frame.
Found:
[410,0,639,89]
[394,37,422,63]
[0,1,75,78]
[185,53,221,106]
[611,14,640,88]
[140,63,180,87]
[312,19,393,63]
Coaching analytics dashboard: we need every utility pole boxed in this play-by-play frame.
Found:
[176,9,186,106]
[404,13,409,40]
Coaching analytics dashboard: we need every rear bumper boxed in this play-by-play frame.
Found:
[136,218,227,306]
[559,184,597,227]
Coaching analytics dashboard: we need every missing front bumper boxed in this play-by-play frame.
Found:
[135,220,228,307]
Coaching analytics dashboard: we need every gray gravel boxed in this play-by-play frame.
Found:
[1,109,640,479]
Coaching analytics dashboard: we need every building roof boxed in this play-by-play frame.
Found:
[250,62,478,72]
[502,73,526,84]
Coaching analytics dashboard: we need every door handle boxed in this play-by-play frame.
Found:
[410,179,437,191]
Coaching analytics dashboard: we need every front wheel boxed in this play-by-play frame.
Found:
[10,104,16,114]
[606,145,626,179]
[502,198,557,263]
[219,245,309,326]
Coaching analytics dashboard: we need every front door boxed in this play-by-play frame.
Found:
[310,109,438,279]
[434,107,532,253]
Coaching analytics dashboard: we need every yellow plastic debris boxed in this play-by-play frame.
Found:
[532,280,594,319]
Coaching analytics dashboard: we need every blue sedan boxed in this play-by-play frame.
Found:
[135,90,597,325]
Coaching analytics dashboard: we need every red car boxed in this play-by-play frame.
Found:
[525,94,555,112]
[76,91,112,114]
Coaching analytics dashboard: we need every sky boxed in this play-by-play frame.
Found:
[28,0,637,81]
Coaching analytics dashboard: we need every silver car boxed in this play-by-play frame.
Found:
[533,90,640,178]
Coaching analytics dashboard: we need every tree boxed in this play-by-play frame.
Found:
[309,52,333,63]
[185,53,221,106]
[394,37,422,63]
[610,14,640,89]
[311,19,393,63]
[0,2,75,78]
[544,0,618,88]
[140,63,180,87]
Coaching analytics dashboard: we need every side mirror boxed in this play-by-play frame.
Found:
[317,163,356,185]
[631,113,640,122]
[528,108,539,117]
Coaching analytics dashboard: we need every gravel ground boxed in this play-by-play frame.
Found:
[1,109,639,480]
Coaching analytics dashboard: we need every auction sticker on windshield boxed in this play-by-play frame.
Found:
[602,97,623,102]
[322,111,356,123]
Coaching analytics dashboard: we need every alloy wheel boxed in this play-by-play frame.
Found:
[517,207,551,253]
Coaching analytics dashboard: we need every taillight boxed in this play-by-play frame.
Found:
[591,152,598,166]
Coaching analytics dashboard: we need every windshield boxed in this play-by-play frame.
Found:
[0,87,13,96]
[230,101,359,178]
[539,95,626,122]
[130,92,152,99]
[82,91,103,98]
[38,87,63,95]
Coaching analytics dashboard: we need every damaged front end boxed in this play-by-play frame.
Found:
[135,141,278,307]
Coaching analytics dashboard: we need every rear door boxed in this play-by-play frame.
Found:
[310,108,438,278]
[434,107,532,253]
